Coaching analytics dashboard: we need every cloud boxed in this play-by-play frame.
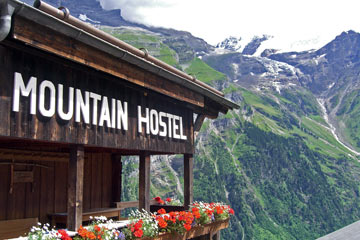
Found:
[97,0,360,48]
[97,0,176,23]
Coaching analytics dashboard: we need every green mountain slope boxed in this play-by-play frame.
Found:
[105,27,360,239]
[196,100,360,239]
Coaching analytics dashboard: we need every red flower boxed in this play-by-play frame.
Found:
[158,208,166,215]
[229,208,235,215]
[166,197,172,203]
[94,225,101,232]
[184,224,191,231]
[58,229,72,240]
[78,226,87,238]
[87,232,96,240]
[154,196,165,205]
[156,216,168,228]
[134,220,143,231]
[134,229,143,238]
[215,206,224,214]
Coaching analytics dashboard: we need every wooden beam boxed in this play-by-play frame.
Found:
[139,153,151,212]
[0,148,68,162]
[184,154,193,210]
[112,154,122,203]
[194,114,206,132]
[67,145,84,231]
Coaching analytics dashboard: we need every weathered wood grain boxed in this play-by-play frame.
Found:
[0,40,194,154]
[67,145,84,231]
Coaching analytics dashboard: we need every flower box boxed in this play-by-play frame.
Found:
[144,218,229,240]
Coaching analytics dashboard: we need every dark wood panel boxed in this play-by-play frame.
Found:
[0,165,9,220]
[111,155,122,204]
[0,41,194,154]
[83,155,91,211]
[24,165,40,219]
[90,153,102,209]
[54,162,68,213]
[39,162,55,223]
[101,153,112,208]
[7,164,27,219]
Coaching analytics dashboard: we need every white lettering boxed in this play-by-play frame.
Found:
[90,92,101,125]
[57,84,74,121]
[138,106,150,134]
[173,115,181,139]
[150,109,159,135]
[75,90,90,124]
[99,96,111,127]
[12,72,37,115]
[111,98,116,129]
[179,117,187,140]
[117,101,128,130]
[39,80,56,117]
[11,73,188,141]
[159,111,167,137]
[167,113,173,138]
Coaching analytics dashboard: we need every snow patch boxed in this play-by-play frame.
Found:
[317,98,360,156]
[328,82,335,89]
[78,14,101,24]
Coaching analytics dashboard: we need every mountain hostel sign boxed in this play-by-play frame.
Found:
[0,45,193,154]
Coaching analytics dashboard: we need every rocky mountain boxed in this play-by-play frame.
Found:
[216,35,272,55]
[20,1,360,239]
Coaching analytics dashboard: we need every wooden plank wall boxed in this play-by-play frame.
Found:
[0,41,194,154]
[0,152,112,223]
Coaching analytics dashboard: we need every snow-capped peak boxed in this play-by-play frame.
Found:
[215,34,332,57]
[216,35,253,53]
[215,35,272,55]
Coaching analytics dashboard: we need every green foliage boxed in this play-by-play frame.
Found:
[194,120,360,239]
[102,27,180,68]
[336,90,360,149]
[281,89,321,116]
[184,58,227,84]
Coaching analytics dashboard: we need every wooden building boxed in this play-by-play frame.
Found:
[0,0,238,238]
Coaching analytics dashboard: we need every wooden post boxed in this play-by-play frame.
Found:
[139,153,150,212]
[184,154,193,210]
[112,154,122,203]
[67,145,84,231]
[213,231,221,240]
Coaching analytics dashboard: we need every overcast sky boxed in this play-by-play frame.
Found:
[97,0,360,49]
